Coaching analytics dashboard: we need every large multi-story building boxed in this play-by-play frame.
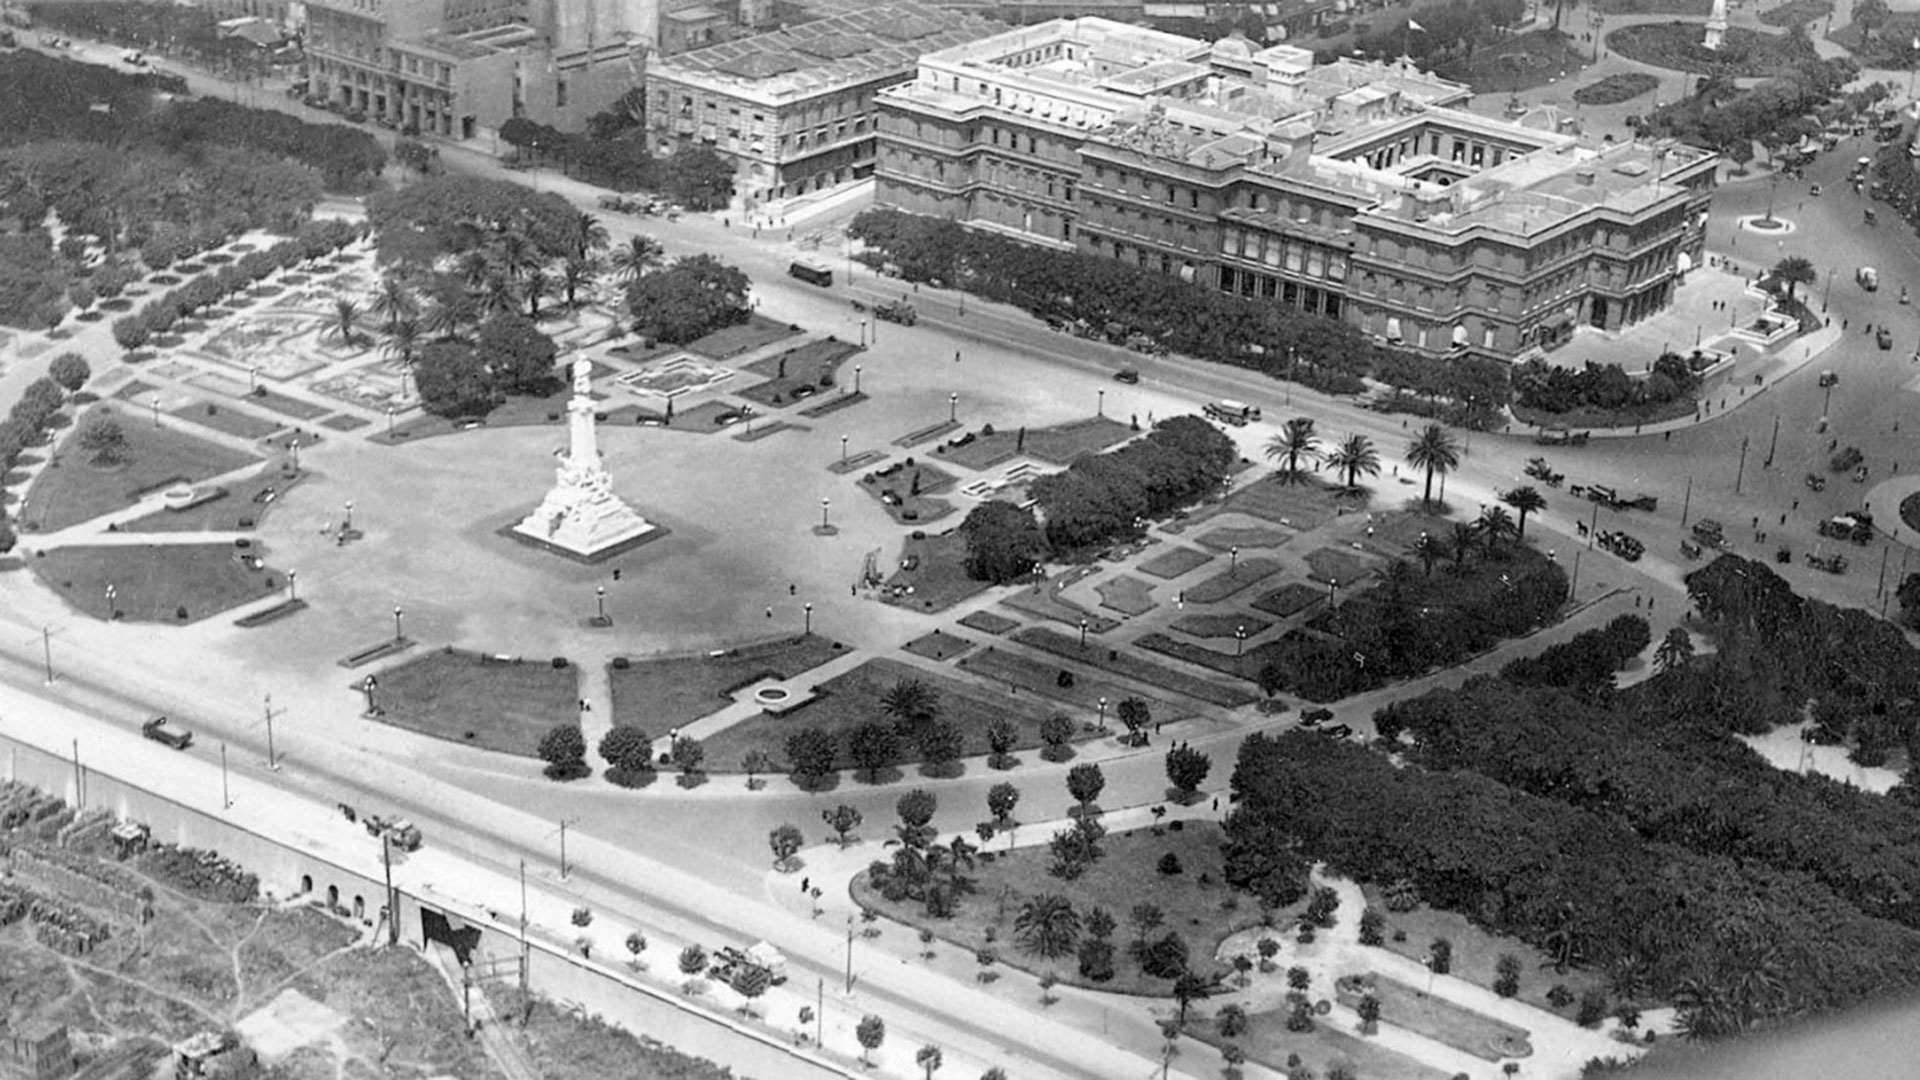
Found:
[873,18,1716,361]
[305,0,650,140]
[643,3,1004,210]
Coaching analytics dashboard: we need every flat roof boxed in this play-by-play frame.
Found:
[652,2,1004,102]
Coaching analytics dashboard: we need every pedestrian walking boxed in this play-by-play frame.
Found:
[802,877,810,893]
[789,583,797,595]
[766,606,773,619]
[1211,797,1219,812]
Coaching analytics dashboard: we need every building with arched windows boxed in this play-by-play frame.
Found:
[873,18,1717,362]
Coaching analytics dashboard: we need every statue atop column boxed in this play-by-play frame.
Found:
[1704,0,1728,50]
[512,357,656,560]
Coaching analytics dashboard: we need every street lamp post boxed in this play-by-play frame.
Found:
[949,393,958,423]
[1097,389,1105,417]
[264,693,280,771]
[1097,696,1108,731]
[1236,624,1247,656]
[1328,577,1338,605]
[343,500,354,532]
[150,396,160,428]
[386,405,395,436]
[361,675,379,716]
[289,437,300,471]
[595,586,606,623]
[859,318,867,347]
[804,603,813,635]
[1230,545,1240,576]
[840,435,849,465]
[1079,617,1090,648]
[393,606,404,642]
[287,570,297,602]
[820,498,832,531]
[104,584,116,620]
[854,365,862,394]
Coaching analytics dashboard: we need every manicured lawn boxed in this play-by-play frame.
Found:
[1302,547,1375,587]
[856,458,958,526]
[169,401,284,441]
[958,610,1020,635]
[1139,546,1212,579]
[1336,971,1531,1061]
[1571,72,1660,106]
[123,467,303,533]
[1359,885,1610,1017]
[880,529,993,613]
[23,410,258,532]
[958,645,1190,725]
[686,312,802,359]
[607,634,848,735]
[1606,23,1811,76]
[1181,558,1282,603]
[247,388,332,421]
[698,655,1059,773]
[998,573,1118,631]
[854,823,1284,994]
[1136,632,1267,683]
[1209,477,1343,529]
[1011,626,1257,707]
[372,648,581,758]
[1252,582,1327,618]
[33,543,282,623]
[1170,613,1271,638]
[933,417,1134,470]
[1192,1007,1457,1080]
[903,629,973,661]
[1195,525,1291,550]
[1094,574,1155,615]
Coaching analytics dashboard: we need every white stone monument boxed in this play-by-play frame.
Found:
[1703,0,1728,50]
[512,358,656,559]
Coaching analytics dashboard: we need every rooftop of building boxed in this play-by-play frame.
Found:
[650,3,1006,102]
[1377,139,1717,237]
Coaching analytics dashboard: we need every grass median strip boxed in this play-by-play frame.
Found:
[1010,626,1256,707]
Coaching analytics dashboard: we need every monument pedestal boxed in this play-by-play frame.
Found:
[509,358,659,562]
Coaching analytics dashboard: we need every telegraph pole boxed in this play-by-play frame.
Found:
[1734,435,1750,494]
[381,832,399,947]
[1680,476,1693,529]
[263,693,284,771]
[519,859,530,994]
[1764,414,1780,469]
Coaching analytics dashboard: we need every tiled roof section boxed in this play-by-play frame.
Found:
[654,2,1005,99]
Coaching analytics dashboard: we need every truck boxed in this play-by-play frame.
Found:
[712,941,788,985]
[1819,512,1877,544]
[363,814,423,851]
[1203,400,1261,426]
[873,299,916,325]
[141,716,193,750]
[787,259,833,287]
[1691,519,1727,548]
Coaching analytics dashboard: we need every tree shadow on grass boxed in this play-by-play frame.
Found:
[605,766,659,789]
[855,765,906,787]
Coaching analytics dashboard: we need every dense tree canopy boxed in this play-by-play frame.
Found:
[958,500,1048,583]
[626,254,751,345]
[1028,416,1235,553]
[366,175,582,271]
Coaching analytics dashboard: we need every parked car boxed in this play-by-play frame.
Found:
[1113,367,1140,384]
[142,716,193,750]
[1322,724,1354,740]
[1879,327,1895,350]
[1300,707,1333,726]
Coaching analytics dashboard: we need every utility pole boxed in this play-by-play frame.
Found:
[381,832,399,947]
[519,859,530,994]
[1734,435,1750,494]
[816,977,825,1046]
[220,743,231,810]
[844,916,855,993]
[42,626,53,684]
[556,816,581,880]
[1764,414,1780,469]
[71,739,82,807]
[1680,476,1693,529]
[263,693,284,771]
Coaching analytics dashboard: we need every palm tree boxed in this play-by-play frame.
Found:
[1324,433,1381,492]
[1770,255,1817,301]
[1013,894,1082,959]
[381,317,420,368]
[477,272,521,319]
[1476,504,1517,552]
[575,211,610,257]
[1449,521,1478,570]
[422,292,474,341]
[880,678,941,728]
[491,230,539,280]
[455,248,496,290]
[1413,530,1445,577]
[1654,626,1695,674]
[1500,485,1547,540]
[1262,418,1320,484]
[329,298,360,347]
[560,254,602,309]
[914,1044,943,1080]
[523,266,552,319]
[1403,424,1460,510]
[371,274,414,333]
[610,234,665,281]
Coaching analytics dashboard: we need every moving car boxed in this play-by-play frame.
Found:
[1112,367,1140,384]
[1300,707,1333,726]
[142,716,193,750]
[874,299,916,325]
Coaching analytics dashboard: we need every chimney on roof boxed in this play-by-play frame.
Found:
[1576,168,1597,187]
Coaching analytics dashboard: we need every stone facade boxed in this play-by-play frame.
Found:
[873,18,1716,361]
